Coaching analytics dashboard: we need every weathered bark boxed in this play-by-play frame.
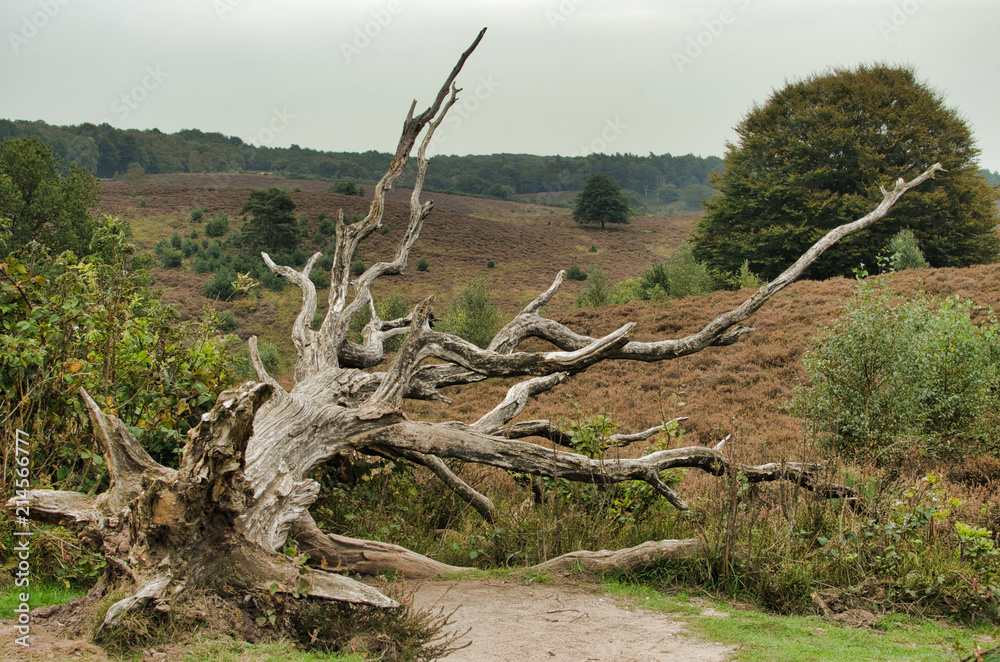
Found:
[3,25,948,644]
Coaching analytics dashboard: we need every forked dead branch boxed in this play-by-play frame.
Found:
[6,28,945,634]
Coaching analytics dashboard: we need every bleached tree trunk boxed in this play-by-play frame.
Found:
[6,26,944,633]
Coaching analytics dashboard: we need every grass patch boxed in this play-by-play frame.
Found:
[181,635,367,661]
[0,581,87,618]
[605,579,999,662]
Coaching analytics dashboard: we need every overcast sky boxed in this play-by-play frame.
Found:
[2,0,998,171]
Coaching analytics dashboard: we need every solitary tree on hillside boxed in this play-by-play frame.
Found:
[693,65,999,281]
[240,186,299,254]
[573,173,631,229]
[9,30,944,646]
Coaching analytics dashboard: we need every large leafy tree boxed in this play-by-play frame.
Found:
[572,173,631,229]
[0,136,99,257]
[240,186,298,254]
[692,65,999,281]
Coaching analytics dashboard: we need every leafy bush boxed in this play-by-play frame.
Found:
[565,265,587,281]
[190,207,205,223]
[886,228,930,271]
[662,242,714,297]
[170,232,182,250]
[793,275,1000,463]
[159,246,183,268]
[441,278,502,348]
[217,310,238,332]
[181,239,197,258]
[415,258,429,272]
[486,260,495,269]
[575,263,612,308]
[331,179,365,196]
[205,213,229,237]
[351,260,366,276]
[205,267,237,300]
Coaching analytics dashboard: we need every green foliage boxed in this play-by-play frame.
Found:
[415,258,429,272]
[565,264,587,281]
[680,183,717,211]
[190,207,205,223]
[486,259,495,269]
[0,136,99,257]
[693,65,1000,281]
[205,266,237,300]
[793,275,1000,463]
[0,215,242,502]
[574,263,612,308]
[886,228,930,271]
[635,243,715,301]
[441,278,502,349]
[733,259,765,290]
[205,213,229,237]
[240,187,299,254]
[331,179,365,196]
[155,240,184,268]
[572,173,631,229]
[350,260,366,276]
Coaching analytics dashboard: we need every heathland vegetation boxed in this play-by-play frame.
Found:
[2,61,1000,660]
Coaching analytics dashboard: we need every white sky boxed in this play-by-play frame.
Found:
[2,0,998,171]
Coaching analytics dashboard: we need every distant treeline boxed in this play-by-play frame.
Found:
[0,118,724,201]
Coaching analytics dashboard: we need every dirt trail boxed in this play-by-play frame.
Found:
[409,578,734,662]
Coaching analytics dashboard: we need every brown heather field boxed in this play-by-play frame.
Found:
[99,174,1000,494]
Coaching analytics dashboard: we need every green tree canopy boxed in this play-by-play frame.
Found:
[240,187,298,254]
[0,136,99,256]
[692,65,1000,281]
[572,173,631,229]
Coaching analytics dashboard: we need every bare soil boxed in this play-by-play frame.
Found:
[408,578,734,662]
[0,578,733,661]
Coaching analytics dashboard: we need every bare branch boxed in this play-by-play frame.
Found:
[248,335,284,393]
[471,373,568,434]
[261,251,323,380]
[355,421,858,512]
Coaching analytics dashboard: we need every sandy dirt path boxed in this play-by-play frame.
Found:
[409,578,734,662]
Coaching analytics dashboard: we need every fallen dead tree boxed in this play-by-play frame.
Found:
[7,27,944,638]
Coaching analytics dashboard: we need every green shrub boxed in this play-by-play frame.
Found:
[415,258,429,272]
[318,217,335,236]
[159,246,183,268]
[565,265,587,281]
[189,229,198,239]
[733,259,765,289]
[486,260,495,269]
[662,242,714,297]
[205,213,229,237]
[793,275,1000,463]
[217,310,238,332]
[170,232,182,250]
[441,278,502,348]
[351,260,366,276]
[575,263,611,308]
[181,239,197,258]
[190,208,205,223]
[205,267,237,300]
[886,228,930,271]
